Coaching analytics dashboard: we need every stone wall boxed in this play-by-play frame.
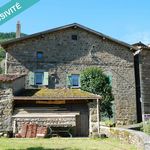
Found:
[100,126,150,150]
[12,117,76,135]
[140,49,150,115]
[88,100,100,137]
[0,76,25,132]
[12,76,25,95]
[0,88,13,132]
[4,26,136,125]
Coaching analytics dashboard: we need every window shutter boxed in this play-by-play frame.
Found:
[67,74,72,88]
[43,72,49,85]
[78,75,81,87]
[108,75,112,86]
[29,72,35,85]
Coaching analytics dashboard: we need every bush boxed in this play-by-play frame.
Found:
[0,48,5,61]
[80,67,114,118]
[0,67,2,74]
[143,120,150,135]
[104,119,115,127]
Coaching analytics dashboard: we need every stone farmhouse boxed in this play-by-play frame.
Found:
[0,22,148,137]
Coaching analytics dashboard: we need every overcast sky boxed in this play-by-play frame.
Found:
[0,0,150,44]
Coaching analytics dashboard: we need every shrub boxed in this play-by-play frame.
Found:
[104,119,115,127]
[80,67,114,118]
[143,120,150,135]
[0,48,5,62]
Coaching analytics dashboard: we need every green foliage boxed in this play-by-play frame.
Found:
[0,48,5,74]
[104,119,115,127]
[0,32,26,73]
[0,32,26,41]
[0,32,15,40]
[0,67,2,74]
[80,67,114,118]
[0,48,5,61]
[143,120,150,135]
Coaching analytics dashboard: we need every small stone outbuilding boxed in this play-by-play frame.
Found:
[0,75,101,137]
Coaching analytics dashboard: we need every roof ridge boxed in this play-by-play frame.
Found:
[1,23,137,51]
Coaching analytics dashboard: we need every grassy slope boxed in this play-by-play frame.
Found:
[0,138,137,150]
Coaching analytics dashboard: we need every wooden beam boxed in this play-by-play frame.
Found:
[36,100,66,104]
[13,96,101,101]
[97,99,100,135]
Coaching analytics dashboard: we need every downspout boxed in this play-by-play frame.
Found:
[5,52,8,74]
[138,49,145,123]
[97,98,100,135]
[134,49,143,122]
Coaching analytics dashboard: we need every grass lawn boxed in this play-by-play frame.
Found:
[0,137,138,150]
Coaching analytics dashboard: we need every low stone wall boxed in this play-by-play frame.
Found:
[12,117,76,134]
[100,126,150,150]
[0,88,13,132]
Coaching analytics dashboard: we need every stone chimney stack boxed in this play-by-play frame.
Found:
[16,21,21,38]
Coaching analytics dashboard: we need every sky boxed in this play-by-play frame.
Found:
[0,0,150,44]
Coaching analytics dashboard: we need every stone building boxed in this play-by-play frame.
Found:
[0,23,140,137]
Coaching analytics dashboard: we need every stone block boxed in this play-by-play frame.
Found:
[91,115,97,122]
[91,132,99,138]
[92,126,98,132]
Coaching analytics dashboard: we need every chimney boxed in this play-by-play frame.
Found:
[16,21,21,38]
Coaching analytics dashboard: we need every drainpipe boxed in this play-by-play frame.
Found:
[97,99,100,135]
[138,49,145,123]
[5,52,8,74]
[134,49,144,122]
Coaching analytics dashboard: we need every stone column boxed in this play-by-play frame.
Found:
[88,100,100,138]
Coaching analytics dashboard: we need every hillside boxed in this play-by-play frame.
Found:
[0,32,26,42]
[0,32,26,73]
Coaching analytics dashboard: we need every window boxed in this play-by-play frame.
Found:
[29,71,49,86]
[71,75,80,87]
[67,74,80,88]
[71,35,77,40]
[37,52,43,59]
[35,72,44,85]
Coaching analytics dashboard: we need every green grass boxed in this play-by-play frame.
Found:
[0,137,137,150]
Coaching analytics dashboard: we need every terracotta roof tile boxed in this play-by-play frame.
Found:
[0,74,25,83]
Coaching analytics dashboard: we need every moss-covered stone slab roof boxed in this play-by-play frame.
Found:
[15,88,101,100]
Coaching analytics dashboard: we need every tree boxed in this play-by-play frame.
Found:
[0,67,2,74]
[80,67,114,118]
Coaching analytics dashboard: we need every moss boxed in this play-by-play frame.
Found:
[110,129,120,137]
[24,88,101,99]
[123,131,130,137]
